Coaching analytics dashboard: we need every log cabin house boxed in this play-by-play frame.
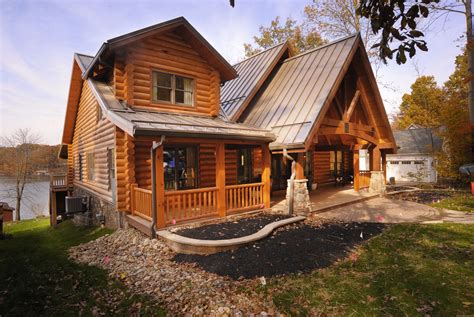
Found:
[54,17,396,234]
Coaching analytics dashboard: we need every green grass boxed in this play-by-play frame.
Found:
[264,224,474,316]
[0,218,166,317]
[431,192,474,212]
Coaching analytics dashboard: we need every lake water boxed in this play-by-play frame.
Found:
[0,175,50,220]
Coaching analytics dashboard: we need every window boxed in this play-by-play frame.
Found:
[96,105,103,123]
[152,71,194,106]
[78,154,83,181]
[107,148,116,190]
[237,148,253,184]
[414,160,424,165]
[330,151,343,175]
[390,161,400,164]
[163,146,197,190]
[401,161,411,165]
[87,153,95,181]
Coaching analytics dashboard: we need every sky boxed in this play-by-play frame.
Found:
[0,0,466,145]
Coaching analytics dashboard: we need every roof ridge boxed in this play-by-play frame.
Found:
[75,52,94,58]
[283,33,358,63]
[233,42,286,67]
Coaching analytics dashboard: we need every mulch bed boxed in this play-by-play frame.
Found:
[389,190,454,204]
[174,222,386,279]
[174,214,291,240]
[386,186,415,192]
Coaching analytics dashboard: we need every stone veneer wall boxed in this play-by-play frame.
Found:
[73,186,123,229]
[286,179,311,215]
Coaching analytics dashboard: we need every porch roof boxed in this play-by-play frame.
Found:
[74,54,275,142]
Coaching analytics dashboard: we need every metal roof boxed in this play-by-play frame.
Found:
[239,34,359,149]
[220,43,289,120]
[393,128,442,154]
[73,53,274,142]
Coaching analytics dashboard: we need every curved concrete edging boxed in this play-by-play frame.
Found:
[157,216,306,255]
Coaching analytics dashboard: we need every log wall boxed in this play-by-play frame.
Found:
[113,30,221,116]
[70,81,116,203]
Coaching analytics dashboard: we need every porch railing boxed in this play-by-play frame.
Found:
[50,174,67,190]
[164,187,218,224]
[359,171,371,189]
[226,182,264,213]
[130,184,152,221]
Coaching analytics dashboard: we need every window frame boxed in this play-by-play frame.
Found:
[151,70,195,107]
[87,152,95,182]
[78,154,83,181]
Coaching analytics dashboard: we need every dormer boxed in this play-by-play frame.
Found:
[83,17,237,116]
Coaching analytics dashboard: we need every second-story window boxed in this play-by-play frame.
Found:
[152,71,194,106]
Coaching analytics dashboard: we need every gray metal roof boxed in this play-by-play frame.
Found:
[73,53,274,142]
[220,43,288,120]
[393,128,442,154]
[239,35,358,149]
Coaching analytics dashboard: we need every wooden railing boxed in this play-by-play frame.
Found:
[226,182,264,213]
[359,171,371,189]
[50,174,67,190]
[164,187,218,224]
[130,184,152,221]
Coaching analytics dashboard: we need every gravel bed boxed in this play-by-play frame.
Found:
[174,221,386,279]
[174,214,291,240]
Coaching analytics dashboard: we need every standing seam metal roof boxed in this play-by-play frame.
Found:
[220,43,288,120]
[239,35,359,148]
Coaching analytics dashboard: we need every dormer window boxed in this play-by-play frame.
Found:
[152,71,194,106]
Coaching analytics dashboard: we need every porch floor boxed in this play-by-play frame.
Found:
[271,184,379,213]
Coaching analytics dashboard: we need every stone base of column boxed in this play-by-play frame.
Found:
[369,171,386,194]
[286,179,311,215]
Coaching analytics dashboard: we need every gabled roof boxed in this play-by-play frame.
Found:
[393,128,442,154]
[220,42,291,121]
[83,17,237,83]
[238,34,360,149]
[60,52,274,154]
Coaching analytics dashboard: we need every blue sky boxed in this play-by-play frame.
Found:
[0,0,465,145]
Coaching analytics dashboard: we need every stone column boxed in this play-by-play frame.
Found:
[369,171,386,194]
[286,179,311,215]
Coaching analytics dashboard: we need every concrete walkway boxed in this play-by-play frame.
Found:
[317,197,474,224]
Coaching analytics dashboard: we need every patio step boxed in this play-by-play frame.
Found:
[311,193,379,213]
[126,214,153,237]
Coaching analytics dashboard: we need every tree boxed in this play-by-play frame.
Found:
[396,76,443,129]
[244,16,326,57]
[437,50,471,178]
[357,0,473,157]
[0,129,41,221]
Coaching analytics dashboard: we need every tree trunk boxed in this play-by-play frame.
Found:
[466,0,474,157]
[15,196,21,221]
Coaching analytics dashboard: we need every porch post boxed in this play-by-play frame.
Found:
[261,143,271,208]
[370,146,381,171]
[295,153,305,180]
[216,142,226,217]
[353,149,360,191]
[382,151,387,184]
[155,146,166,228]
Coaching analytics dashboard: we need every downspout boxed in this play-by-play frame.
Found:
[283,149,296,215]
[151,135,165,238]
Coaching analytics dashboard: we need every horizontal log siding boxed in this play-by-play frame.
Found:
[71,81,115,202]
[134,139,153,190]
[116,31,220,116]
[115,128,135,212]
[313,151,333,185]
[225,149,237,185]
[199,144,216,188]
[253,147,263,178]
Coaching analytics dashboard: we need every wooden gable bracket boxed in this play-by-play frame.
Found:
[355,78,382,141]
[343,90,361,122]
[318,125,379,146]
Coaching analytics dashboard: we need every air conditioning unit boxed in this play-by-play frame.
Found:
[65,196,87,214]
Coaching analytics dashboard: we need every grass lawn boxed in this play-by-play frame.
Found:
[431,192,474,212]
[0,218,166,317]
[262,223,474,316]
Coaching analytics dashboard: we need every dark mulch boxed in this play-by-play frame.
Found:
[174,222,386,279]
[386,186,414,192]
[390,190,454,204]
[174,214,291,240]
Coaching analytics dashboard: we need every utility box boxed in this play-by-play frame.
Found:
[65,196,87,214]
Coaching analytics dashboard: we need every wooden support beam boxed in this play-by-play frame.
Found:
[343,90,361,121]
[155,147,166,229]
[382,151,387,183]
[370,146,381,171]
[216,142,226,217]
[318,126,379,146]
[321,118,374,133]
[295,153,305,180]
[261,144,271,208]
[354,150,360,191]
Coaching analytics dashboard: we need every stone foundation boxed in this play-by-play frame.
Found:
[73,187,120,228]
[369,171,386,195]
[286,179,311,215]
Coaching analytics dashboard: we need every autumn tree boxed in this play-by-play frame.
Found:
[0,129,41,221]
[244,16,326,57]
[437,50,471,178]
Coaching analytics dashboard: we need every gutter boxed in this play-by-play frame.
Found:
[150,136,165,238]
[283,148,296,215]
